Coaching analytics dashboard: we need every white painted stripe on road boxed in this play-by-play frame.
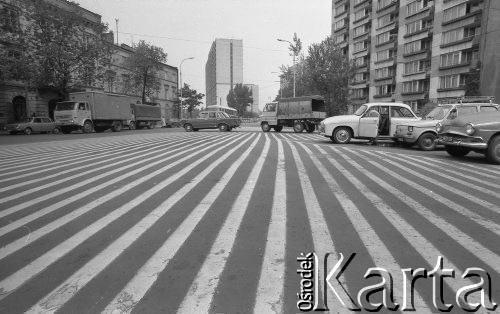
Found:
[282,136,349,311]
[358,149,500,212]
[0,135,237,257]
[176,135,269,314]
[25,134,260,313]
[340,147,500,275]
[296,141,430,312]
[103,134,263,314]
[0,135,199,200]
[332,147,497,304]
[253,135,286,314]
[1,134,251,306]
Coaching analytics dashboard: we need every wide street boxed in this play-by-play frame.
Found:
[0,126,499,313]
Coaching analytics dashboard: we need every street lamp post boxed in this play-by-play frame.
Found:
[277,38,296,97]
[179,57,194,119]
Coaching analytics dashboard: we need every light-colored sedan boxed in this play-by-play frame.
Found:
[4,117,60,135]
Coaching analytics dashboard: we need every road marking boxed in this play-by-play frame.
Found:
[176,135,269,314]
[253,135,286,314]
[0,134,240,260]
[3,134,252,308]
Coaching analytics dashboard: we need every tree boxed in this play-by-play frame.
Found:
[175,83,204,118]
[7,0,114,98]
[124,40,168,103]
[303,36,356,115]
[227,83,253,116]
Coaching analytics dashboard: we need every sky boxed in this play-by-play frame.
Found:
[75,0,332,110]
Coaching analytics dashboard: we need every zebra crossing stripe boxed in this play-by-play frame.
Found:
[0,135,201,199]
[370,150,500,192]
[283,137,353,311]
[3,134,253,309]
[253,135,286,314]
[0,134,241,260]
[176,135,269,314]
[103,134,263,313]
[349,148,500,231]
[358,149,500,213]
[330,147,496,305]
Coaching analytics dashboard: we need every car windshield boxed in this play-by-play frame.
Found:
[55,102,77,111]
[354,105,368,116]
[19,118,32,123]
[425,106,452,120]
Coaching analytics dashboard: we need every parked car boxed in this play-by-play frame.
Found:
[436,111,500,164]
[318,102,420,143]
[394,102,499,150]
[4,116,59,135]
[180,111,241,132]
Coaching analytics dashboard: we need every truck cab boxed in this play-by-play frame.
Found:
[54,101,93,133]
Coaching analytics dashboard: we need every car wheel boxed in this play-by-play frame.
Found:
[417,133,437,151]
[486,135,500,164]
[293,121,304,133]
[261,122,270,132]
[24,127,32,135]
[111,121,122,132]
[184,124,193,132]
[306,123,316,133]
[445,146,470,157]
[219,124,228,132]
[331,127,352,144]
[52,127,60,134]
[129,121,136,130]
[274,125,283,132]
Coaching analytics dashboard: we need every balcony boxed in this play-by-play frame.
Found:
[442,9,482,26]
[373,93,394,99]
[376,0,399,13]
[439,61,471,70]
[354,0,371,8]
[403,49,431,58]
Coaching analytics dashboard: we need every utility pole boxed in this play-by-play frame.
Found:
[277,38,298,97]
[115,19,119,45]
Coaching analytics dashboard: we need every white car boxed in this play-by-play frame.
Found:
[318,102,420,144]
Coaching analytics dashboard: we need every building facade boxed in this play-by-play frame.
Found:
[332,0,500,114]
[205,38,243,108]
[0,0,178,127]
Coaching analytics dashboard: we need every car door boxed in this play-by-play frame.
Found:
[196,112,209,128]
[207,112,218,128]
[32,118,43,133]
[389,106,419,136]
[43,117,55,132]
[358,106,380,137]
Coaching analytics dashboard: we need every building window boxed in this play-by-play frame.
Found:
[376,49,394,62]
[378,13,396,28]
[354,72,368,82]
[354,8,368,21]
[375,84,395,96]
[354,0,367,5]
[405,19,431,36]
[336,33,347,44]
[403,80,428,93]
[335,19,345,30]
[335,4,347,15]
[375,66,394,79]
[404,60,430,74]
[352,88,366,98]
[355,56,368,66]
[0,6,20,32]
[443,3,467,22]
[440,74,465,89]
[407,0,430,16]
[377,31,391,45]
[440,51,462,67]
[377,0,396,10]
[354,24,370,37]
[353,40,368,52]
[404,39,430,54]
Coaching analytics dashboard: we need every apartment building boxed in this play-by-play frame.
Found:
[205,38,244,107]
[332,0,500,114]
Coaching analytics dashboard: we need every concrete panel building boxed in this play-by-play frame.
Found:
[332,0,500,114]
[205,38,243,107]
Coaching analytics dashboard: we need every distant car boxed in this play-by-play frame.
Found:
[436,111,500,164]
[4,117,60,135]
[394,102,499,150]
[318,102,420,143]
[181,111,241,132]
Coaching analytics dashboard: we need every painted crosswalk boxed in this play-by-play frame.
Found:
[0,131,499,313]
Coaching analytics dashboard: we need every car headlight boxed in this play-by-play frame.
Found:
[465,123,475,135]
[436,122,442,133]
[407,126,414,132]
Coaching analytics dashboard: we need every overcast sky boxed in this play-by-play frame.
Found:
[75,0,332,109]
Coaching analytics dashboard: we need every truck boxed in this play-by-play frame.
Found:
[54,91,131,133]
[260,95,327,133]
[128,103,161,130]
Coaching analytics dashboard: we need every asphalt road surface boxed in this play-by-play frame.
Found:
[0,127,499,313]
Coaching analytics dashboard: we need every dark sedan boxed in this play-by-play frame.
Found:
[436,111,500,164]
